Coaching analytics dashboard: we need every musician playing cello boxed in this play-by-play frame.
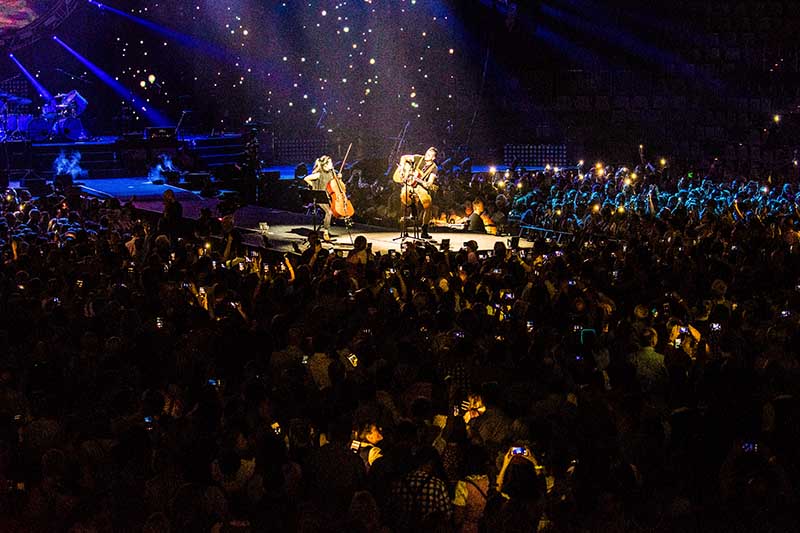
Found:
[303,155,335,241]
[395,146,439,239]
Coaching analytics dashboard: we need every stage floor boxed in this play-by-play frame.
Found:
[10,176,527,254]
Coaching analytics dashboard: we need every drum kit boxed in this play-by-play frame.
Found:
[0,90,88,142]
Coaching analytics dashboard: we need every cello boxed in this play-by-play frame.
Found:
[326,143,355,218]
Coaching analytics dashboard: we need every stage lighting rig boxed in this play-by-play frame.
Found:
[0,0,81,52]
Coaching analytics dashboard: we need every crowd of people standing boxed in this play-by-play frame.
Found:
[0,159,798,531]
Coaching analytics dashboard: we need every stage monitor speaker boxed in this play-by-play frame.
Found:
[185,172,211,190]
[163,170,180,185]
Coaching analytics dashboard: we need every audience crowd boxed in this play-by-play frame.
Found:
[0,161,799,532]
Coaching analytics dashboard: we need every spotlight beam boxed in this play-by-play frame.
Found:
[53,36,170,126]
[85,0,281,81]
[8,54,53,102]
[87,1,200,49]
[539,3,724,93]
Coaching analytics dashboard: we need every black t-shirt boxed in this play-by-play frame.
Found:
[468,212,485,233]
[412,155,438,185]
[159,201,183,236]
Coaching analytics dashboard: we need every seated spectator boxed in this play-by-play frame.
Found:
[468,198,486,233]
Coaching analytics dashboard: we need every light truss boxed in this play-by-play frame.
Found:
[0,0,82,53]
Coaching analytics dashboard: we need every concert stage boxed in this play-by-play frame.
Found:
[9,174,529,255]
[0,128,544,255]
[111,178,529,255]
[1,125,542,256]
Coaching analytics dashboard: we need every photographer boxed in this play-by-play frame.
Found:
[480,446,546,533]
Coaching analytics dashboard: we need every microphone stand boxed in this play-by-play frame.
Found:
[54,69,93,86]
[175,110,192,140]
[392,160,423,243]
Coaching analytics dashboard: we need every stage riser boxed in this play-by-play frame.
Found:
[1,133,247,177]
[31,146,125,177]
[198,153,246,165]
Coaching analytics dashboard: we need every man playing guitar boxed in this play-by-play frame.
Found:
[394,146,439,239]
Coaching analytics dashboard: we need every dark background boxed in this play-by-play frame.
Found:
[1,0,800,173]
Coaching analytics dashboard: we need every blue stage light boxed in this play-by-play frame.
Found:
[8,54,53,102]
[53,37,170,126]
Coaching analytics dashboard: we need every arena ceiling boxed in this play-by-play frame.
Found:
[0,0,81,52]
